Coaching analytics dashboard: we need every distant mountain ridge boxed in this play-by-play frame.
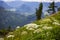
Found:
[0,1,12,9]
[0,1,60,13]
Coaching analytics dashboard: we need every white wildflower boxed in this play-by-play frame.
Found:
[34,25,39,29]
[21,31,27,35]
[33,29,43,33]
[7,35,14,38]
[42,26,53,30]
[28,28,35,30]
[16,26,20,29]
[53,22,60,25]
[25,23,39,30]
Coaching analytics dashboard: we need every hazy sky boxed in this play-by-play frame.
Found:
[1,0,60,2]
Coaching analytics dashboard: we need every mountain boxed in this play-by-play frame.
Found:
[0,1,60,13]
[0,1,36,29]
[0,9,36,29]
[15,2,60,15]
[0,1,12,9]
[1,1,60,14]
[17,4,33,13]
[16,2,39,13]
[5,1,40,15]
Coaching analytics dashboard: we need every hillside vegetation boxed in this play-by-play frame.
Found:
[4,12,60,40]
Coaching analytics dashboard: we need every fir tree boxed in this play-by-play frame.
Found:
[47,1,57,14]
[36,3,43,20]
